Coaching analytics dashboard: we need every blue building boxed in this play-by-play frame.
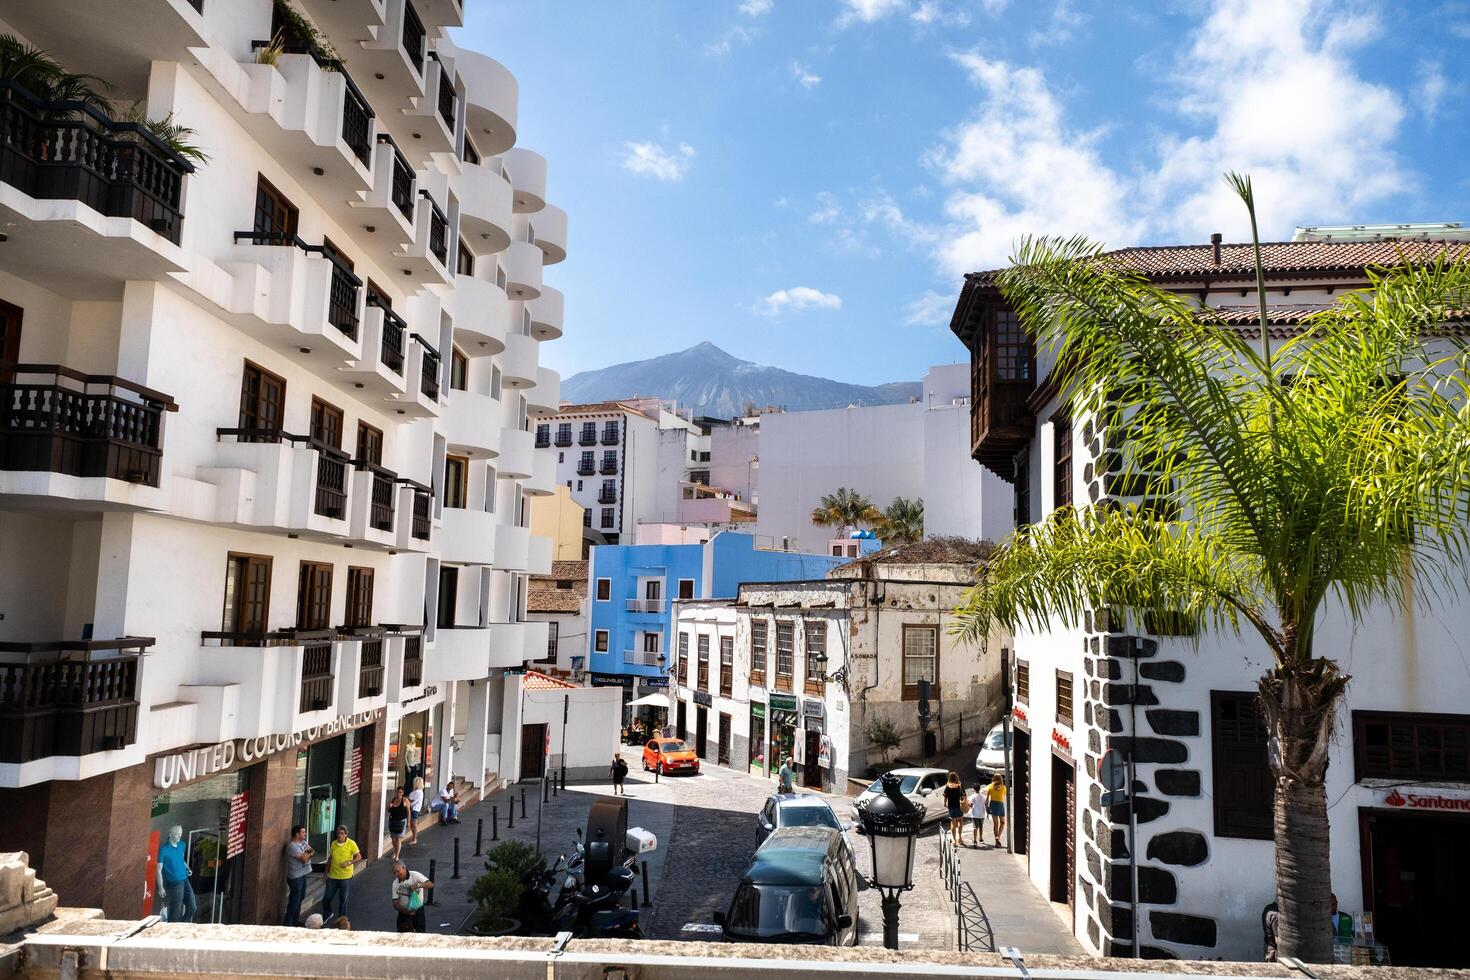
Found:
[587,532,853,706]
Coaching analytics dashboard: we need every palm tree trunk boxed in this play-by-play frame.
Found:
[1258,655,1350,963]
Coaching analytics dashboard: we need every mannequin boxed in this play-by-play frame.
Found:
[156,825,197,923]
[404,733,423,786]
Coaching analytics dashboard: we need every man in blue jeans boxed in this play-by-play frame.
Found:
[282,824,314,926]
[430,783,460,824]
[156,825,196,924]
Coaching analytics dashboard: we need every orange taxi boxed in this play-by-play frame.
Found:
[642,737,700,776]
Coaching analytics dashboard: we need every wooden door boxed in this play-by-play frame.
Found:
[804,731,822,788]
[1050,755,1076,908]
[520,723,546,780]
[718,713,731,766]
[1012,729,1030,858]
[695,707,707,759]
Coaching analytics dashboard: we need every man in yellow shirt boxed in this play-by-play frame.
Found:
[984,773,1008,846]
[322,825,364,923]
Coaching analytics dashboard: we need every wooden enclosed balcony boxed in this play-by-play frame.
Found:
[0,638,150,764]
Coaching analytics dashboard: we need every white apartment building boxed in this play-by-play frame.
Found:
[0,0,567,927]
[751,365,1012,552]
[952,236,1470,966]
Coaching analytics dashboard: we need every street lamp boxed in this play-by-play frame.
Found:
[856,771,923,949]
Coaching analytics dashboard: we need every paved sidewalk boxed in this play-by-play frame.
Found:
[952,836,1084,955]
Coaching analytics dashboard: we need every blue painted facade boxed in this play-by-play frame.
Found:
[586,533,850,684]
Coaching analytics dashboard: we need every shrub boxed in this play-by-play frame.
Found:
[867,719,901,763]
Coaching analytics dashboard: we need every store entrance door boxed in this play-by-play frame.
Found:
[1049,755,1075,908]
[1012,728,1031,859]
[676,700,687,742]
[718,713,731,766]
[521,724,547,780]
[1363,808,1470,967]
[803,731,823,789]
[695,707,708,759]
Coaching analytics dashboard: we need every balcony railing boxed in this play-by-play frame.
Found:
[339,69,374,165]
[422,191,448,266]
[534,432,551,448]
[201,628,335,712]
[402,0,427,75]
[0,363,176,487]
[402,633,423,687]
[597,490,616,504]
[215,428,348,519]
[437,66,456,131]
[379,134,415,222]
[0,638,149,764]
[578,431,597,446]
[367,293,406,375]
[601,429,619,446]
[413,334,441,400]
[231,231,362,340]
[599,460,618,475]
[344,629,385,698]
[0,80,193,245]
[402,480,432,540]
[575,463,594,476]
[625,650,664,668]
[356,460,397,531]
[554,433,573,447]
[626,599,664,614]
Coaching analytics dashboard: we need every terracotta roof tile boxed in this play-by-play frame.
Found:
[553,401,653,419]
[524,670,578,691]
[549,560,588,580]
[527,589,583,613]
[837,536,995,569]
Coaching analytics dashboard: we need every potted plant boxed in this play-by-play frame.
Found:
[467,841,541,935]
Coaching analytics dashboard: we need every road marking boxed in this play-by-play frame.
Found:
[681,923,724,934]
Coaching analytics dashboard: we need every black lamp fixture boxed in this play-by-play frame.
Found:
[856,771,923,949]
[814,650,848,685]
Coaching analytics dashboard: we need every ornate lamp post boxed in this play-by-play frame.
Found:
[856,771,923,949]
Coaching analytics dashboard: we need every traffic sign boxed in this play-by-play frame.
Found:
[1099,748,1130,808]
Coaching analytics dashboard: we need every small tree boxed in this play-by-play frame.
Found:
[875,496,924,545]
[810,487,881,537]
[469,840,542,929]
[866,719,901,765]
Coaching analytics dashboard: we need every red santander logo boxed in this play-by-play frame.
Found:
[1384,789,1407,808]
[1382,788,1470,811]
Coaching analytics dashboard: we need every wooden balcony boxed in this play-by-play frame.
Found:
[0,638,150,764]
[1,364,176,487]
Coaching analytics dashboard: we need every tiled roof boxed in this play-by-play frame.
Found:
[527,589,582,613]
[965,239,1469,285]
[524,670,578,691]
[838,536,994,569]
[553,401,651,419]
[549,560,588,580]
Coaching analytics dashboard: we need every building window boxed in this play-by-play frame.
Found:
[556,422,572,446]
[463,136,480,166]
[1210,691,1273,840]
[450,347,469,391]
[580,422,597,444]
[804,620,826,693]
[222,554,272,633]
[1056,670,1073,728]
[601,450,616,471]
[239,361,286,436]
[678,579,695,600]
[583,509,591,527]
[1014,448,1031,527]
[456,237,474,277]
[750,619,768,684]
[697,635,710,690]
[296,561,333,630]
[595,578,611,601]
[901,625,939,701]
[1354,711,1470,783]
[720,636,733,697]
[444,454,468,509]
[594,629,609,653]
[775,621,794,691]
[491,365,502,401]
[345,567,374,628]
[355,422,383,466]
[1016,660,1029,703]
[539,622,558,663]
[309,397,343,449]
[579,451,594,472]
[678,632,690,685]
[994,309,1033,382]
[601,507,615,529]
[642,631,661,656]
[602,421,619,442]
[1053,416,1072,510]
[536,423,549,443]
[252,174,298,240]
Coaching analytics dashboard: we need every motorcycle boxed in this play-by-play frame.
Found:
[518,851,642,939]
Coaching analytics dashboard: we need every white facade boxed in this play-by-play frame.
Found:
[537,402,659,543]
[0,0,567,918]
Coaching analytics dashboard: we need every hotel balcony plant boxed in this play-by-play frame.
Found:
[955,174,1470,963]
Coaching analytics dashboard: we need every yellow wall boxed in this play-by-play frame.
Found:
[530,486,586,560]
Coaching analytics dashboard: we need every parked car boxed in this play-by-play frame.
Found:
[974,724,1011,779]
[756,794,852,855]
[849,767,950,827]
[642,737,700,775]
[716,826,859,946]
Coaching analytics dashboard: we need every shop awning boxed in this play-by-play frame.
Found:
[627,693,671,708]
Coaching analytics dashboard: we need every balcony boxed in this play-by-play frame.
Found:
[429,624,491,681]
[625,650,665,669]
[601,428,620,447]
[0,638,148,766]
[399,53,457,160]
[527,534,553,575]
[526,368,560,418]
[457,161,514,253]
[395,191,453,285]
[340,296,411,399]
[385,628,426,700]
[534,431,551,448]
[575,461,595,476]
[444,389,503,457]
[195,630,342,737]
[553,432,573,448]
[208,429,354,539]
[223,233,364,362]
[347,461,398,547]
[597,490,617,505]
[527,286,564,341]
[626,599,665,614]
[0,364,176,508]
[394,481,434,551]
[523,451,556,497]
[438,506,497,564]
[501,239,544,301]
[445,274,509,354]
[0,82,190,298]
[347,0,434,164]
[337,630,389,713]
[497,427,534,480]
[353,136,417,241]
[451,44,518,157]
[495,523,531,571]
[599,460,618,476]
[577,431,598,448]
[416,334,443,401]
[500,331,539,388]
[417,0,465,31]
[502,147,547,214]
[532,204,568,265]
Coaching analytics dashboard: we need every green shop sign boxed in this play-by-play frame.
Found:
[769,694,798,711]
[751,702,766,719]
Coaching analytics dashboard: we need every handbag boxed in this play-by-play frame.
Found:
[959,794,972,815]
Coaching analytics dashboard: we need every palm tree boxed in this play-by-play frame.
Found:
[875,496,924,545]
[0,34,107,107]
[809,487,881,536]
[954,177,1470,962]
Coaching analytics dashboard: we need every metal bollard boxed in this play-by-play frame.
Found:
[551,775,557,799]
[641,859,651,906]
[507,798,515,830]
[631,887,639,908]
[427,859,436,905]
[520,788,526,819]
[452,837,461,879]
[492,805,500,840]
[475,817,483,856]
[561,767,567,791]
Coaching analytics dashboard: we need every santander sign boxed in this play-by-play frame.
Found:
[1383,787,1470,811]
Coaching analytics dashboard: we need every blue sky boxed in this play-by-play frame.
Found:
[457,0,1470,387]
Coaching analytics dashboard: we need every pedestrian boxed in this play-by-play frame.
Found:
[611,753,629,795]
[322,824,364,922]
[984,772,1008,846]
[408,776,425,845]
[387,787,410,860]
[391,860,433,933]
[430,782,460,824]
[282,824,314,926]
[943,770,966,847]
[778,756,794,794]
[967,783,986,847]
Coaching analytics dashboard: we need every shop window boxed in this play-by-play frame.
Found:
[444,454,468,508]
[296,562,333,630]
[720,635,733,697]
[148,768,251,923]
[1016,660,1030,703]
[1056,670,1073,727]
[1354,710,1470,783]
[450,347,469,391]
[697,635,710,690]
[310,397,343,449]
[595,578,611,601]
[1053,415,1073,510]
[345,567,374,628]
[239,361,286,437]
[222,553,271,634]
[594,629,609,652]
[355,422,383,466]
[1210,690,1273,840]
[775,621,794,690]
[901,625,939,701]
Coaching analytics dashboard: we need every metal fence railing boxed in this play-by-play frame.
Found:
[938,833,996,953]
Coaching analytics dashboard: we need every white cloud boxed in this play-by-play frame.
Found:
[1415,60,1450,123]
[1029,0,1086,46]
[705,24,757,56]
[837,0,907,26]
[754,287,843,316]
[791,60,823,88]
[739,0,773,14]
[927,0,1410,277]
[809,191,841,224]
[904,290,955,328]
[621,141,696,181]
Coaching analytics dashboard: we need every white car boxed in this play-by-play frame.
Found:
[974,724,1011,779]
[850,768,951,827]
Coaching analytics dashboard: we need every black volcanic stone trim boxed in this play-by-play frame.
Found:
[1154,769,1201,797]
[1145,709,1200,737]
[1104,863,1177,904]
[1107,636,1158,659]
[1112,795,1171,824]
[1088,729,1102,754]
[1085,701,1094,726]
[1087,915,1101,948]
[1080,878,1095,911]
[1147,830,1209,867]
[1096,825,1130,860]
[1085,657,1095,676]
[1085,753,1098,779]
[1097,895,1133,939]
[1104,682,1160,706]
[1098,658,1122,680]
[1150,911,1217,948]
[1102,707,1124,734]
[1139,660,1185,683]
[1086,841,1102,883]
[1084,808,1095,839]
[1090,783,1102,811]
[1141,945,1178,960]
[1091,679,1102,700]
[1110,736,1188,764]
